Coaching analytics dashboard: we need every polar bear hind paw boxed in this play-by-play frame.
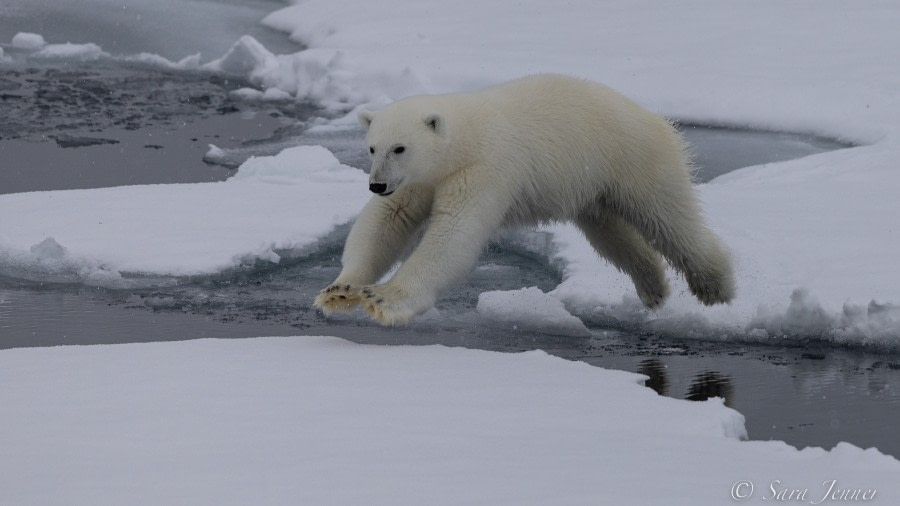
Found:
[687,270,735,306]
[314,284,364,314]
[635,276,670,309]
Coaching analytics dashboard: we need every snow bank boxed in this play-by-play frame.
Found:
[125,52,201,70]
[11,32,46,50]
[0,146,368,283]
[4,31,204,71]
[230,144,358,185]
[260,1,899,140]
[5,30,202,68]
[200,35,425,112]
[32,42,109,61]
[1,335,897,505]
[478,287,591,337]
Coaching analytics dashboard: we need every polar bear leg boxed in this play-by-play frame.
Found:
[359,174,503,325]
[576,213,669,308]
[610,183,735,305]
[314,185,433,315]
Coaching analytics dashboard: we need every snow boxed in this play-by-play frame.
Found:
[248,0,900,348]
[202,35,394,113]
[260,87,294,101]
[1,335,897,505]
[543,144,900,347]
[2,2,900,345]
[0,146,368,283]
[1,2,898,346]
[32,42,109,61]
[2,1,900,501]
[203,143,228,162]
[11,31,46,50]
[125,51,202,70]
[478,287,591,337]
[230,86,265,100]
[230,86,293,102]
[203,34,280,78]
[28,236,67,260]
[259,1,898,140]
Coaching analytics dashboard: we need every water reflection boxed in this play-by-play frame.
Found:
[686,371,735,407]
[637,358,669,397]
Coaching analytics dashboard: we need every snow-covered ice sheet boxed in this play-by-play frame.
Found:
[260,1,897,139]
[31,42,109,61]
[542,144,900,347]
[11,32,46,50]
[0,146,368,282]
[2,1,900,345]
[1,336,897,505]
[2,4,900,500]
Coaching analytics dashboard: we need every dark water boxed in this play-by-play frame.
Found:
[0,0,299,61]
[678,123,850,183]
[1,62,897,459]
[0,63,312,193]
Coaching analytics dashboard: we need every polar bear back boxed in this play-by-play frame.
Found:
[411,74,693,225]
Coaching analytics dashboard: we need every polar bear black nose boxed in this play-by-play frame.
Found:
[369,183,387,194]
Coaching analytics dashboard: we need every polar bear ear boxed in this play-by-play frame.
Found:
[424,114,443,134]
[358,110,376,130]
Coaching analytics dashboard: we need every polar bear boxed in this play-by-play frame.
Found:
[314,74,734,325]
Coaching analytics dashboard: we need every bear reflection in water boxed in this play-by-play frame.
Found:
[687,371,735,407]
[638,358,734,408]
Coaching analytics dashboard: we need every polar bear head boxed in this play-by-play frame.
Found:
[358,99,451,196]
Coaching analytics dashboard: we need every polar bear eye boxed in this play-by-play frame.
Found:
[393,146,405,154]
[369,147,375,155]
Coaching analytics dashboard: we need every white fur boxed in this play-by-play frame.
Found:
[315,74,734,325]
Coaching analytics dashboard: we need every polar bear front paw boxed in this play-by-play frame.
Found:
[359,285,425,326]
[314,283,364,315]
